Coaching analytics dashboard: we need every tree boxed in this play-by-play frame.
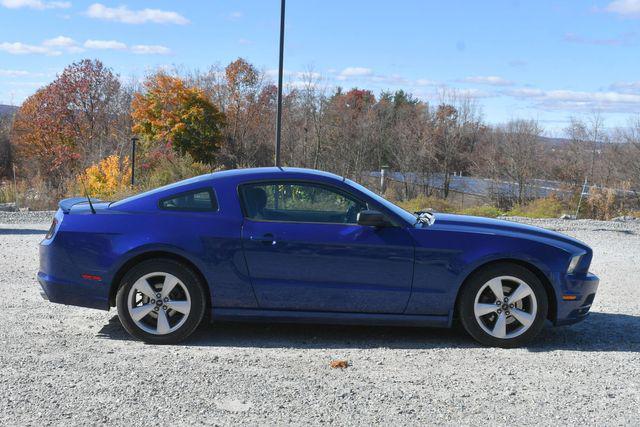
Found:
[12,86,80,188]
[617,118,640,200]
[11,59,125,188]
[430,91,482,198]
[131,73,226,165]
[480,119,542,205]
[221,58,272,167]
[0,115,12,178]
[561,113,605,188]
[324,88,376,178]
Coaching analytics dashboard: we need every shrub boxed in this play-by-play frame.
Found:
[140,153,211,191]
[0,182,15,203]
[394,195,457,213]
[508,196,567,218]
[77,155,132,199]
[459,205,504,218]
[583,188,619,220]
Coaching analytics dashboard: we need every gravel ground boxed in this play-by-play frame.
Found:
[1,215,639,426]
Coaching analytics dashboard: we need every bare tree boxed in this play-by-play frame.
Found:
[430,90,482,198]
[480,119,542,205]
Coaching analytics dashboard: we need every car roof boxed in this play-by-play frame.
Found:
[110,167,346,209]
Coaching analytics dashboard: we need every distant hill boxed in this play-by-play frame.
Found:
[0,104,18,117]
[538,136,572,147]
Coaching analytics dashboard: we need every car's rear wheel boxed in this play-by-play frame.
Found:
[458,263,548,348]
[116,259,207,344]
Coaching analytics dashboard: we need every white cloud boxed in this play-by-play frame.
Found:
[0,41,60,55]
[0,36,169,56]
[238,38,253,45]
[506,87,640,112]
[563,32,634,46]
[266,69,322,80]
[42,36,85,53]
[0,69,31,76]
[416,78,438,86]
[462,76,514,86]
[130,44,171,55]
[455,88,495,99]
[610,80,640,93]
[83,39,127,50]
[42,35,75,47]
[339,67,373,78]
[606,0,640,17]
[86,3,189,24]
[228,11,243,20]
[1,0,70,10]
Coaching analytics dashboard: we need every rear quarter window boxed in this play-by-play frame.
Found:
[159,188,218,211]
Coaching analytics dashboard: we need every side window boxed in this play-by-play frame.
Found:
[241,182,367,224]
[159,189,218,211]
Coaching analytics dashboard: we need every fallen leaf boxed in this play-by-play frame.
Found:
[330,359,349,369]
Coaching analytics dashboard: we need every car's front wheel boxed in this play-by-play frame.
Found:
[116,259,207,344]
[458,263,548,348]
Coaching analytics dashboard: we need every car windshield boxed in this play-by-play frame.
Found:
[345,178,419,226]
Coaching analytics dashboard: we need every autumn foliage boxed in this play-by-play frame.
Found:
[131,74,225,165]
[77,155,131,199]
[11,87,81,187]
[4,56,640,218]
[11,59,124,190]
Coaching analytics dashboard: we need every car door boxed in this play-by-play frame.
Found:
[239,181,415,313]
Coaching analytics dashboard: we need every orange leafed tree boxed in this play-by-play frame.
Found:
[11,86,81,188]
[11,59,122,189]
[131,74,226,165]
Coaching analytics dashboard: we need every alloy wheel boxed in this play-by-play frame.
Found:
[473,275,538,339]
[126,272,192,335]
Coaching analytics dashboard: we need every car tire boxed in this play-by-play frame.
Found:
[458,263,548,348]
[116,258,207,344]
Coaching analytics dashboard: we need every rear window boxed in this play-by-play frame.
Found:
[159,188,218,211]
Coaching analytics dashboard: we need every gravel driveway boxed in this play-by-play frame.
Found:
[1,213,639,426]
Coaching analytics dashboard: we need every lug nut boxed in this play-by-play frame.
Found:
[509,304,514,308]
[505,311,511,316]
[497,309,502,314]
[150,299,155,304]
[496,301,501,306]
[163,306,168,310]
[154,307,159,312]
[164,297,169,302]
[156,293,161,298]
[503,297,509,302]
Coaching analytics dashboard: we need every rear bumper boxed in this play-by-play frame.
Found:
[38,272,110,311]
[554,272,599,326]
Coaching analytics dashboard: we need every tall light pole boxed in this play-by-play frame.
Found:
[275,0,286,167]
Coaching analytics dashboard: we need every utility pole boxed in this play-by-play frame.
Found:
[274,0,286,167]
[131,136,138,188]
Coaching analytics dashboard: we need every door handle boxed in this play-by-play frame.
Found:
[250,233,277,246]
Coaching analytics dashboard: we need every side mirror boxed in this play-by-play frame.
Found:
[357,210,391,227]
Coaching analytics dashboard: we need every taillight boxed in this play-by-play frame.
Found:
[45,218,58,239]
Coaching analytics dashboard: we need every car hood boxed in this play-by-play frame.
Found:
[428,213,589,251]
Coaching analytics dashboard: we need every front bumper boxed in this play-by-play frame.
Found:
[554,272,599,326]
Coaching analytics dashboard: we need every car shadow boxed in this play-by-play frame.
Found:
[97,311,640,352]
[0,228,46,235]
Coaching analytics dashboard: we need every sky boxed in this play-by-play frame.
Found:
[1,0,640,133]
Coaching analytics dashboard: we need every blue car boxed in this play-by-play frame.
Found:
[38,167,599,347]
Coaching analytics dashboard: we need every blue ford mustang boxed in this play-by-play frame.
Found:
[38,167,599,347]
